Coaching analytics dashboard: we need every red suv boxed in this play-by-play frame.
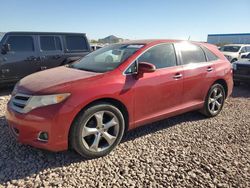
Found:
[6,40,233,158]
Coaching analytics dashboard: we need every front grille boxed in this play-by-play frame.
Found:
[11,93,31,113]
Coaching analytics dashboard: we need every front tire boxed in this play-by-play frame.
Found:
[201,84,225,117]
[70,103,125,159]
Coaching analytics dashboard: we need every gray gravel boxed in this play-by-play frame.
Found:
[0,86,249,188]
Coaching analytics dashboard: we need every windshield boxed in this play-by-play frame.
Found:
[220,46,241,52]
[70,43,144,73]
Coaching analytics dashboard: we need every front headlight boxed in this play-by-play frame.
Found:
[24,93,71,112]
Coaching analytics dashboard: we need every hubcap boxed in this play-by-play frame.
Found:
[82,111,119,152]
[208,87,224,114]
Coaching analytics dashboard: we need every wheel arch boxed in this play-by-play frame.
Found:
[83,98,129,131]
[213,79,228,98]
[68,97,129,148]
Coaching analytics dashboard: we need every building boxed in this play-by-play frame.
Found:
[207,33,250,45]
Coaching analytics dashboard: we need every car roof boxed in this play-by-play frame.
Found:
[5,31,86,35]
[119,39,201,45]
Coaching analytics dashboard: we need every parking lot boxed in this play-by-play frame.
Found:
[0,86,249,187]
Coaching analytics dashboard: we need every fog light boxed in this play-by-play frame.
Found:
[38,132,49,142]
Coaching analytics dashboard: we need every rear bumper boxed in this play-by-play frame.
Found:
[5,102,74,152]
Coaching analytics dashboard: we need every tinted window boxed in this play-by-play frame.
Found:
[176,43,206,64]
[65,35,88,51]
[40,36,62,51]
[138,44,177,69]
[7,36,34,52]
[202,47,219,61]
[55,37,62,50]
[246,46,250,52]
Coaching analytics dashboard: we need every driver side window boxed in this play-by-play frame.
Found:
[137,44,177,69]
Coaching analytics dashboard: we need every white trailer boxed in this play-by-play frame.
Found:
[207,33,250,45]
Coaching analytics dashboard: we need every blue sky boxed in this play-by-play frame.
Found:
[0,0,250,41]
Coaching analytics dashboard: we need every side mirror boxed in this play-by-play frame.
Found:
[138,62,156,73]
[135,62,156,79]
[1,44,11,54]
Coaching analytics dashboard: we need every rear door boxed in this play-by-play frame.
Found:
[0,35,40,81]
[175,42,216,106]
[38,35,64,70]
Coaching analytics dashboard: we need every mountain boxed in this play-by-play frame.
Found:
[98,35,124,44]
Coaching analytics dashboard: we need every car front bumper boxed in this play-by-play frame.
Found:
[5,101,74,152]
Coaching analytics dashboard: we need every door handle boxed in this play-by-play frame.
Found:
[173,73,183,79]
[207,67,213,72]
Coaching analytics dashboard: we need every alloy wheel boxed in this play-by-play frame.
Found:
[208,87,224,114]
[81,110,119,152]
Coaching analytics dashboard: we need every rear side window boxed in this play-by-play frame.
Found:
[40,36,62,51]
[176,43,206,64]
[202,47,219,61]
[65,35,88,51]
[6,36,34,52]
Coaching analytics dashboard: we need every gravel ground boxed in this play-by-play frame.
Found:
[0,86,249,188]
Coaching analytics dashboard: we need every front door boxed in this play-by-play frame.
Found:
[0,35,40,81]
[132,43,183,126]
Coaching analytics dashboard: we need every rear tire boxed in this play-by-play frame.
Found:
[70,102,125,159]
[200,84,225,117]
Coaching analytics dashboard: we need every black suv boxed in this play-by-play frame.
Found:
[232,53,250,86]
[0,32,91,85]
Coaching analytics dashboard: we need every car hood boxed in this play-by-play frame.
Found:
[234,59,250,65]
[16,66,104,94]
